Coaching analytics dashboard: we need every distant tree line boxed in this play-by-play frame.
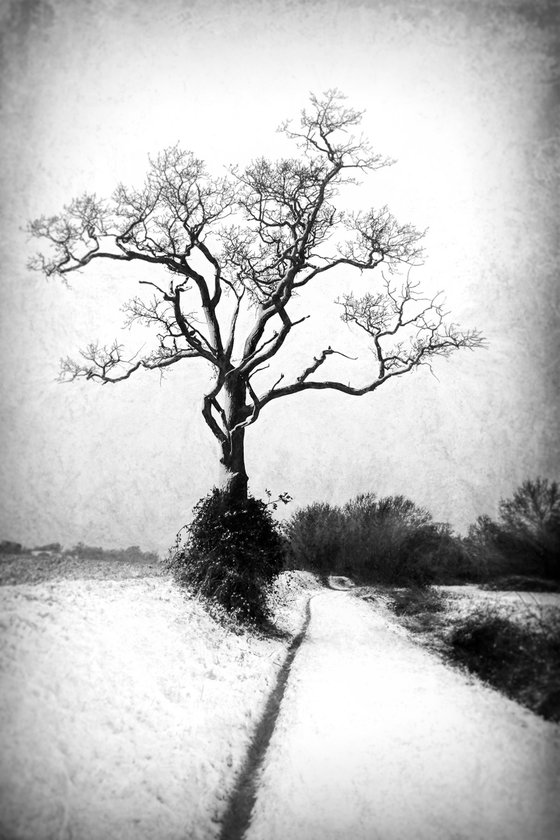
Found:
[0,541,159,563]
[464,478,559,583]
[283,477,560,586]
[2,477,557,612]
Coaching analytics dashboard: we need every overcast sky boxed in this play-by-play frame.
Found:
[1,0,558,552]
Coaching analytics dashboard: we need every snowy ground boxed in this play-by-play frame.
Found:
[244,590,560,840]
[2,575,559,840]
[0,571,317,840]
[438,584,560,610]
[434,585,560,635]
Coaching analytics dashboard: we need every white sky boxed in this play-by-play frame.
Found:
[1,0,558,551]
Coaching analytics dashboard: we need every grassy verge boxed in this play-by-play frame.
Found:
[361,585,560,724]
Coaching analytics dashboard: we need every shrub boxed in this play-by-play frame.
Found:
[0,540,22,555]
[463,478,560,582]
[388,586,446,618]
[448,606,560,722]
[166,488,286,625]
[381,585,449,636]
[67,542,105,560]
[341,493,432,582]
[283,502,345,575]
[383,589,560,723]
[285,492,455,585]
[110,545,159,563]
[497,478,560,579]
[462,515,508,581]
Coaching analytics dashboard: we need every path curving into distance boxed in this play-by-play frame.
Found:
[223,589,560,840]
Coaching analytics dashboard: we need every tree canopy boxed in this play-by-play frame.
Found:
[29,90,484,498]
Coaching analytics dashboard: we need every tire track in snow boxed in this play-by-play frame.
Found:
[218,593,317,840]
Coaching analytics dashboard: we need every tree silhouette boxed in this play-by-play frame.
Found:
[29,91,484,502]
[498,478,560,577]
[466,478,560,580]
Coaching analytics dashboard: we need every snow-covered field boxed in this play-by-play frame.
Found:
[0,570,318,840]
[436,585,560,631]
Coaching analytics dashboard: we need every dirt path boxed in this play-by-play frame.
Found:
[241,590,560,840]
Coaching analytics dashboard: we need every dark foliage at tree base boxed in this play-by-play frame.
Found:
[166,488,286,625]
[448,609,560,723]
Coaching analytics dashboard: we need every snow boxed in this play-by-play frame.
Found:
[439,585,560,608]
[0,574,314,840]
[435,585,560,631]
[245,590,560,840]
[2,576,559,840]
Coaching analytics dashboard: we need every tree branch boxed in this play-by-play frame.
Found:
[59,341,200,384]
[256,319,485,408]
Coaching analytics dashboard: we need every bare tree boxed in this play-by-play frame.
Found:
[29,91,484,503]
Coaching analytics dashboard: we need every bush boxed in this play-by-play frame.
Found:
[448,607,560,722]
[383,585,449,636]
[462,515,509,581]
[284,492,458,585]
[463,478,560,582]
[388,586,446,617]
[498,478,560,579]
[67,542,106,560]
[342,493,433,583]
[0,540,22,555]
[383,589,560,723]
[166,488,286,625]
[283,502,345,575]
[112,545,159,563]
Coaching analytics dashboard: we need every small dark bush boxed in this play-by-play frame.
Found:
[389,586,446,617]
[381,585,448,636]
[448,608,560,722]
[451,614,521,670]
[0,540,22,555]
[167,488,286,625]
[110,545,160,563]
[67,542,106,560]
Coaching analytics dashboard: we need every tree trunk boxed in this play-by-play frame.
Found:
[219,374,249,504]
[220,428,248,503]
